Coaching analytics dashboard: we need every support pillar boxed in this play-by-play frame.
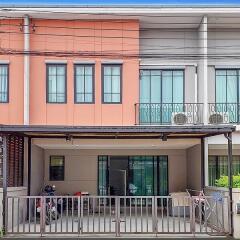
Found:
[227,132,233,236]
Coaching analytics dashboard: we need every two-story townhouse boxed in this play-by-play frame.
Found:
[0,5,239,238]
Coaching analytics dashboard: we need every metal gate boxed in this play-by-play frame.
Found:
[6,195,230,236]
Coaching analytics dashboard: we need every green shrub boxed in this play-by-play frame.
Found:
[215,175,240,188]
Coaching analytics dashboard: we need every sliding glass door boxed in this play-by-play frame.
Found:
[216,69,239,122]
[140,69,184,124]
[98,155,168,196]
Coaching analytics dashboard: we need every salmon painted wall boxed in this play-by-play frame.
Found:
[30,19,139,126]
[0,19,24,124]
[0,19,139,126]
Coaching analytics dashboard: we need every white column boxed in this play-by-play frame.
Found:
[204,138,209,186]
[24,15,30,125]
[194,64,198,104]
[198,16,208,124]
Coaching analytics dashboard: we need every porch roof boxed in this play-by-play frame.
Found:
[0,124,235,139]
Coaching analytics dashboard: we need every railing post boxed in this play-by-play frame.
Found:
[190,197,196,236]
[40,196,44,236]
[153,196,157,235]
[115,197,120,237]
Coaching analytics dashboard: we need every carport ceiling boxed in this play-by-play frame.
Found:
[33,138,201,150]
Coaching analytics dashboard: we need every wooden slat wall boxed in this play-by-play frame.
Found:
[0,135,24,187]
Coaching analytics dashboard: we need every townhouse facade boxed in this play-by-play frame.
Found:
[0,5,240,238]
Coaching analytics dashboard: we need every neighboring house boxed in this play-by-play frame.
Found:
[0,4,240,238]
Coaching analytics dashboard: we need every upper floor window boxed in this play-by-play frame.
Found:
[47,64,66,103]
[0,65,9,103]
[139,69,184,124]
[102,64,122,103]
[215,69,239,122]
[140,69,184,104]
[74,64,94,103]
[216,69,238,104]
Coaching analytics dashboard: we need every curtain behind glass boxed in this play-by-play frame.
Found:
[103,65,121,103]
[48,65,66,103]
[75,65,93,103]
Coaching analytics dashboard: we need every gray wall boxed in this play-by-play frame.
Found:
[31,145,44,195]
[43,148,188,195]
[186,144,202,191]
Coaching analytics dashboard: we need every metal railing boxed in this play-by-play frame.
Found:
[5,195,230,236]
[208,103,240,124]
[135,103,203,125]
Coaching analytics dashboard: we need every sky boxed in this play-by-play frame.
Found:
[1,0,240,5]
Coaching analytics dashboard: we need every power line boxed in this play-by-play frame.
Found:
[2,22,240,33]
[2,48,240,60]
[3,29,240,41]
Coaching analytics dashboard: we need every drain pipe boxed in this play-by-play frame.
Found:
[24,15,30,125]
[224,132,234,236]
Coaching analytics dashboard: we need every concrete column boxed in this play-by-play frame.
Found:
[24,15,30,125]
[198,16,208,124]
[204,137,209,186]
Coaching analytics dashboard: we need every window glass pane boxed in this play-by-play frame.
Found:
[104,93,112,102]
[104,67,111,76]
[173,71,184,103]
[104,76,112,93]
[57,75,65,93]
[50,156,64,181]
[85,66,92,75]
[0,65,8,102]
[75,65,93,103]
[98,156,108,196]
[57,66,65,76]
[151,75,161,103]
[112,66,120,75]
[111,94,120,102]
[227,75,237,103]
[216,70,226,76]
[103,65,121,103]
[49,66,56,75]
[140,73,150,103]
[76,75,84,93]
[85,94,93,102]
[216,74,226,103]
[208,156,217,186]
[50,156,64,166]
[85,75,93,93]
[76,66,84,75]
[112,76,120,94]
[47,65,66,103]
[162,71,172,103]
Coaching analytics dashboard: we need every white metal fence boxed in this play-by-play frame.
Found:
[5,195,230,236]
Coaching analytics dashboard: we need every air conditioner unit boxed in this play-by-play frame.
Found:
[171,112,188,125]
[172,112,200,125]
[209,112,229,124]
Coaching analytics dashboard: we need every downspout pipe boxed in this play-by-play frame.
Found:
[224,132,234,236]
[24,15,30,125]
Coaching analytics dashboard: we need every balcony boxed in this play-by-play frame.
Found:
[208,103,240,124]
[135,103,203,125]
